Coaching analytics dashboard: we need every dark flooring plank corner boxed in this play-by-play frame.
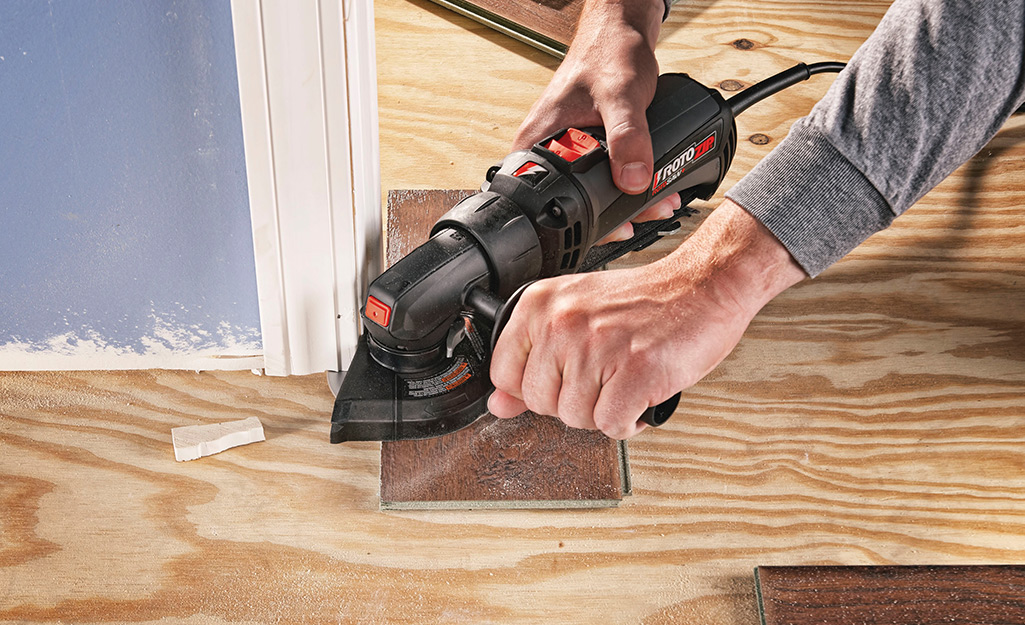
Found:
[424,0,582,56]
[756,565,1025,625]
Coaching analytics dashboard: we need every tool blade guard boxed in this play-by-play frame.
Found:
[331,72,737,442]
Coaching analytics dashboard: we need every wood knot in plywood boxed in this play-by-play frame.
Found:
[731,38,757,50]
[719,79,745,92]
[749,133,771,145]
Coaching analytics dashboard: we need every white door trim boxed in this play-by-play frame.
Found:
[230,0,382,376]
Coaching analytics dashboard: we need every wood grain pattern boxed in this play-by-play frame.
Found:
[380,190,628,508]
[3,0,1025,622]
[756,566,1025,624]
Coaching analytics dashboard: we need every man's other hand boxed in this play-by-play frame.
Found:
[513,0,675,242]
[488,199,808,439]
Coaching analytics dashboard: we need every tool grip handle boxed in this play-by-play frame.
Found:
[639,392,680,427]
[572,73,734,244]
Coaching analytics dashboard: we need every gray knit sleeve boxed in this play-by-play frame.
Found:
[726,0,1025,277]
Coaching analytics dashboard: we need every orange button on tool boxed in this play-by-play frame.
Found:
[365,296,391,327]
[545,128,600,162]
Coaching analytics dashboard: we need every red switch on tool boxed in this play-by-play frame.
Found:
[545,128,600,162]
[365,296,391,327]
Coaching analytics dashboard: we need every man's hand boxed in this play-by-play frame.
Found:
[488,199,808,439]
[514,0,677,241]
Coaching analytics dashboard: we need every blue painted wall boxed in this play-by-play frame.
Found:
[0,1,260,364]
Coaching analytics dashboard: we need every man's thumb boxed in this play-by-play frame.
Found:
[604,111,654,195]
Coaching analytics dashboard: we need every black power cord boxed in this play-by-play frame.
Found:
[727,61,846,116]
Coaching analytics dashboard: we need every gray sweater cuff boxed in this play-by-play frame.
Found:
[725,124,895,278]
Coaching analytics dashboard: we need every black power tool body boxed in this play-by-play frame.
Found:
[331,63,843,442]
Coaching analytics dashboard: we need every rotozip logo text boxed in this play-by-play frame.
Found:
[652,131,717,194]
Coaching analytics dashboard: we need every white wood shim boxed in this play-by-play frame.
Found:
[231,0,382,376]
[171,417,266,462]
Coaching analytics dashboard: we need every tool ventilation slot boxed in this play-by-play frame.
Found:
[722,137,735,182]
[559,249,581,270]
[559,220,584,270]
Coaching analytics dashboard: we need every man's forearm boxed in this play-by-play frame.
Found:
[656,198,806,323]
[728,0,1025,277]
[573,0,664,49]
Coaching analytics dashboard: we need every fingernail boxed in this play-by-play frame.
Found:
[620,162,651,194]
[660,194,682,218]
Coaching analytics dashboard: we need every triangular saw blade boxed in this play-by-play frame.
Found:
[330,317,493,442]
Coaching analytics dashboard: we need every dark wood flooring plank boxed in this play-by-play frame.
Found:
[425,0,583,56]
[756,565,1025,625]
[379,190,627,509]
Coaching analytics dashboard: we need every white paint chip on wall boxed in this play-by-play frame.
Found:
[171,416,266,462]
[0,313,262,372]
